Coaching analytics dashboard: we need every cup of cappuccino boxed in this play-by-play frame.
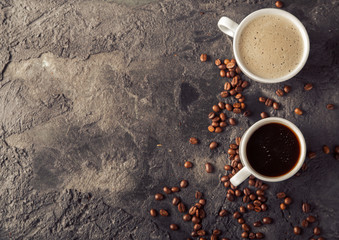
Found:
[218,9,310,83]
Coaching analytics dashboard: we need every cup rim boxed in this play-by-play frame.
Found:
[239,117,306,182]
[233,8,310,83]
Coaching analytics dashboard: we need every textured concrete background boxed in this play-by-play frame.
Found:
[0,0,338,239]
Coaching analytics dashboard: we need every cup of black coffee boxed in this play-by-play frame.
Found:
[230,117,306,186]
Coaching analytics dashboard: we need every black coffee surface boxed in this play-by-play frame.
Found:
[246,123,300,177]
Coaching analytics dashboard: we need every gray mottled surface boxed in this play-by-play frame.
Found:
[0,0,338,239]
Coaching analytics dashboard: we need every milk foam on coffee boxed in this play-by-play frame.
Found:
[238,15,303,79]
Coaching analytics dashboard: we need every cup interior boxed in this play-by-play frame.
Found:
[239,118,306,182]
[233,8,310,83]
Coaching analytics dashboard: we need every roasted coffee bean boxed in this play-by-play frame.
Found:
[277,192,286,199]
[213,229,221,235]
[261,184,269,190]
[249,194,256,201]
[218,64,227,70]
[221,176,229,182]
[226,62,235,69]
[195,191,203,199]
[208,125,215,132]
[273,102,280,110]
[191,231,198,237]
[335,146,339,154]
[235,93,242,99]
[239,96,245,102]
[219,121,227,128]
[248,179,255,186]
[229,118,236,126]
[255,179,263,188]
[240,103,246,109]
[235,86,243,93]
[317,237,325,240]
[235,190,242,197]
[284,197,292,205]
[194,223,202,231]
[180,180,188,188]
[197,230,206,236]
[208,112,216,119]
[211,122,219,127]
[170,224,178,231]
[265,98,273,106]
[215,59,222,66]
[178,202,185,213]
[213,105,220,112]
[219,209,228,217]
[261,112,268,119]
[219,112,226,121]
[171,187,180,192]
[224,165,232,171]
[247,203,254,210]
[275,0,284,8]
[210,141,218,149]
[233,102,241,108]
[227,193,235,201]
[234,154,240,161]
[220,91,229,98]
[242,223,250,231]
[308,151,317,159]
[314,227,321,235]
[256,190,264,196]
[293,226,301,235]
[236,66,242,74]
[220,70,226,77]
[224,82,232,91]
[327,103,334,110]
[155,193,164,201]
[243,110,251,117]
[262,217,272,224]
[192,216,201,224]
[294,108,303,115]
[215,127,223,133]
[205,163,213,173]
[199,199,206,205]
[243,195,250,203]
[307,215,316,223]
[189,206,197,215]
[258,196,266,203]
[253,200,261,207]
[229,143,238,150]
[304,83,313,91]
[283,85,291,93]
[280,203,286,210]
[189,137,199,145]
[231,160,238,168]
[163,187,172,194]
[150,209,157,217]
[231,76,240,86]
[249,232,255,239]
[241,80,249,88]
[261,203,268,211]
[183,214,191,221]
[224,59,230,65]
[323,145,330,154]
[200,54,207,62]
[198,209,206,219]
[253,221,262,227]
[241,232,249,238]
[256,232,264,239]
[254,206,261,212]
[228,149,236,155]
[184,161,193,168]
[301,219,309,228]
[302,202,310,213]
[159,209,169,216]
[243,188,250,196]
[259,97,266,103]
[229,89,236,95]
[233,108,241,114]
[226,71,231,78]
[225,103,233,111]
[212,116,220,122]
[233,211,241,219]
[276,89,284,96]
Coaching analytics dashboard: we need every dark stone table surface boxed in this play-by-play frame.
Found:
[0,0,338,239]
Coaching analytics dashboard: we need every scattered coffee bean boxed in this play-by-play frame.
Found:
[194,223,202,231]
[317,237,325,240]
[247,203,254,210]
[236,66,241,74]
[184,161,193,168]
[213,229,221,235]
[322,145,330,154]
[233,211,241,219]
[180,180,188,188]
[220,70,226,77]
[171,187,180,192]
[227,62,235,69]
[212,116,220,122]
[199,199,206,205]
[262,217,272,224]
[242,223,250,231]
[229,118,236,125]
[195,191,203,199]
[259,97,266,103]
[213,105,220,112]
[189,206,197,215]
[302,202,311,213]
[197,229,206,236]
[219,113,226,121]
[293,226,301,235]
[253,221,262,227]
[215,59,222,66]
[208,112,216,119]
[233,108,241,114]
[192,216,200,224]
[241,232,249,238]
[191,231,198,237]
[200,54,207,62]
[304,83,313,91]
[150,209,157,217]
[276,89,284,96]
[307,215,316,223]
[243,110,251,117]
[261,112,268,119]
[280,203,286,210]
[326,104,334,110]
[275,0,284,8]
[210,141,218,149]
[229,89,236,95]
[182,213,191,222]
[238,218,245,225]
[178,202,185,213]
[253,200,261,207]
[226,72,231,78]
[205,162,213,173]
[208,125,215,132]
[172,197,180,205]
[314,227,321,235]
[219,209,228,217]
[189,137,199,145]
[301,219,309,228]
[220,91,229,98]
[228,149,236,155]
[249,232,255,239]
[265,98,273,106]
[224,165,232,171]
[294,108,303,115]
[219,121,227,127]
[215,127,223,133]
[218,64,227,70]
[283,85,291,93]
[155,193,164,201]
[308,151,317,159]
[261,204,268,211]
[159,209,169,216]
[235,189,242,197]
[256,232,264,239]
[163,187,171,194]
[170,223,178,231]
[236,137,241,145]
[256,190,264,196]
[273,102,280,110]
[276,192,286,199]
[284,197,292,205]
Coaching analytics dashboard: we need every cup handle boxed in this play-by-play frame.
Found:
[230,166,251,186]
[217,17,239,38]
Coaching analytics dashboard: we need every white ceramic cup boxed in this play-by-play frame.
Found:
[230,117,306,186]
[218,8,310,83]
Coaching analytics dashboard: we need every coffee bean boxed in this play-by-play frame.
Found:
[235,190,242,197]
[249,232,255,239]
[191,231,198,237]
[256,190,264,196]
[189,206,197,215]
[317,237,325,240]
[170,223,178,231]
[308,151,317,159]
[213,105,220,112]
[193,223,202,231]
[224,59,230,65]
[322,145,330,154]
[265,98,273,106]
[260,112,268,119]
[335,146,339,154]
[294,108,303,115]
[219,209,228,217]
[231,76,240,87]
[184,161,193,168]
[229,89,236,95]
[273,102,280,110]
[192,216,201,224]
[248,179,255,186]
[280,203,286,210]
[224,165,232,171]
[307,215,316,223]
[163,187,171,194]
[275,0,284,8]
[227,193,235,202]
[241,80,249,88]
[235,86,243,93]
[256,232,264,239]
[195,191,203,199]
[283,85,291,93]
[262,217,272,224]
[235,93,242,99]
[205,163,213,173]
[247,203,254,210]
[304,83,313,91]
[210,141,218,149]
[243,110,251,117]
[208,125,215,132]
[200,54,207,62]
[172,197,180,206]
[211,121,219,128]
[180,180,188,188]
[253,221,262,227]
[226,62,235,69]
[199,199,206,205]
[189,137,199,145]
[241,232,249,238]
[150,209,157,217]
[276,89,284,96]
[239,96,245,102]
[229,70,235,78]
[239,206,246,213]
[276,192,286,199]
[219,113,226,122]
[224,82,231,91]
[233,102,240,108]
[301,219,309,228]
[220,121,227,127]
[235,137,241,145]
[159,209,169,216]
[213,229,221,236]
[215,59,222,66]
[242,223,250,231]
[171,187,180,192]
[220,91,229,98]
[235,66,241,74]
[284,197,292,205]
[215,127,223,133]
[228,149,236,155]
[155,193,164,201]
[243,195,250,203]
[221,176,229,182]
[258,196,267,203]
[261,184,269,190]
[243,188,250,196]
[255,179,263,188]
[293,226,301,235]
[233,211,241,219]
[220,70,226,77]
[225,104,232,111]
[226,72,231,78]
[212,116,220,122]
[326,103,334,110]
[253,200,261,207]
[208,112,216,119]
[259,97,266,103]
[240,103,246,110]
[314,227,321,235]
[229,118,236,125]
[302,202,310,213]
[233,108,241,114]
[197,229,206,236]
